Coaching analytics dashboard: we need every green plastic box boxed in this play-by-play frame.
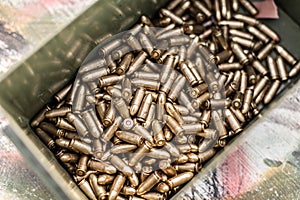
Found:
[0,0,299,199]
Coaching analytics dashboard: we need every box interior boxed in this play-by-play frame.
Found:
[0,0,299,199]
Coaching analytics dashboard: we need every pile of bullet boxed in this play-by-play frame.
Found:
[31,0,300,199]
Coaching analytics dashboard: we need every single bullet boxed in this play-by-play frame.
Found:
[160,70,177,94]
[78,179,97,200]
[164,115,184,135]
[242,87,253,114]
[177,143,198,153]
[88,159,117,174]
[72,85,87,113]
[39,122,65,138]
[112,45,131,60]
[197,129,218,140]
[289,62,300,78]
[203,99,231,110]
[98,39,122,57]
[164,142,181,157]
[198,148,216,163]
[55,138,70,149]
[79,58,107,74]
[164,127,173,142]
[110,155,136,178]
[116,53,133,75]
[160,9,184,25]
[220,0,228,18]
[276,56,288,81]
[92,139,103,159]
[190,84,208,99]
[231,42,249,65]
[212,29,228,50]
[232,91,243,109]
[109,173,126,200]
[152,120,166,146]
[267,55,279,80]
[193,0,212,17]
[113,97,130,119]
[81,109,102,138]
[239,0,258,16]
[140,165,153,182]
[54,84,72,102]
[124,33,142,51]
[218,63,242,72]
[216,50,232,64]
[147,148,170,160]
[187,36,200,59]
[99,75,124,87]
[175,134,188,144]
[192,92,210,109]
[219,21,244,29]
[137,94,153,122]
[233,14,258,26]
[257,23,280,42]
[139,32,154,55]
[129,141,152,166]
[231,36,256,50]
[45,106,71,119]
[214,0,221,21]
[110,144,137,154]
[31,105,51,127]
[122,78,132,102]
[198,138,217,153]
[224,109,242,134]
[67,113,88,137]
[131,79,160,91]
[200,110,211,128]
[166,172,194,189]
[174,163,200,173]
[211,111,227,138]
[253,76,269,99]
[252,59,268,76]
[246,27,268,44]
[179,62,198,86]
[98,174,115,185]
[240,70,248,93]
[52,117,76,132]
[181,123,204,135]
[35,128,55,150]
[69,139,93,155]
[168,76,187,101]
[76,155,89,176]
[137,171,162,195]
[264,80,281,104]
[230,107,246,124]
[275,45,297,66]
[126,51,148,75]
[257,42,274,61]
[245,65,257,85]
[120,186,136,196]
[130,87,145,116]
[82,67,110,82]
[103,103,116,127]
[89,174,106,200]
[229,29,254,40]
[133,124,153,144]
[102,116,122,142]
[160,55,175,84]
[134,72,160,81]
[156,182,170,193]
[115,131,144,146]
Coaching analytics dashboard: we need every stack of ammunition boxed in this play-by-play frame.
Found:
[31,0,299,199]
